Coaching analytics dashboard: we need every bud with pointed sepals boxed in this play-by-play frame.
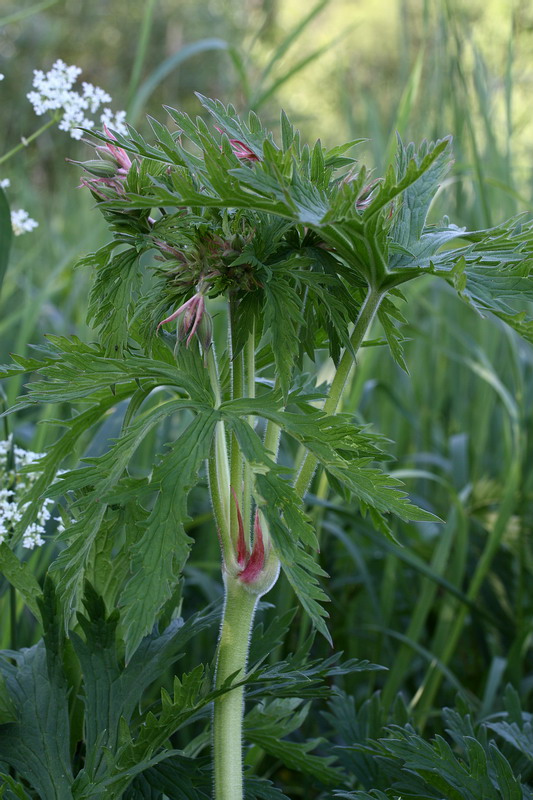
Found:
[95,125,132,175]
[215,125,260,162]
[158,291,212,350]
[229,490,280,597]
[74,125,133,199]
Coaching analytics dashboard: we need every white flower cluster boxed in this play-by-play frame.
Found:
[0,437,54,550]
[11,208,39,236]
[27,59,128,140]
[1,181,39,236]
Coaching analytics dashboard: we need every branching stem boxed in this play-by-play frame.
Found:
[294,286,384,499]
[0,115,58,166]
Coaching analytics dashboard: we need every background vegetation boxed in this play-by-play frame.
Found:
[1,0,533,796]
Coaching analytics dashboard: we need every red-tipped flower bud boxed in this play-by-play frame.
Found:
[158,292,211,349]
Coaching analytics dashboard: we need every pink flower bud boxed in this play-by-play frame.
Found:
[158,292,210,348]
[228,139,260,162]
[239,510,266,584]
[225,492,280,595]
[215,126,260,162]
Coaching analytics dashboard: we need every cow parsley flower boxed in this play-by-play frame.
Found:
[0,178,10,189]
[100,107,127,135]
[11,208,38,236]
[27,59,127,140]
[0,436,55,549]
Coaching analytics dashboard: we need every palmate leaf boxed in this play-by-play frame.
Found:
[0,544,42,621]
[377,294,409,373]
[124,756,212,800]
[71,584,218,789]
[119,409,219,657]
[41,584,219,799]
[0,674,16,725]
[386,215,533,342]
[82,503,148,612]
[99,101,533,359]
[80,664,298,799]
[352,725,526,800]
[263,273,305,400]
[52,405,218,655]
[38,378,214,630]
[323,691,389,791]
[93,665,214,797]
[246,653,385,701]
[86,246,143,357]
[50,397,209,503]
[15,336,213,405]
[389,134,454,256]
[222,398,438,539]
[244,698,343,786]
[0,581,73,799]
[112,101,456,293]
[49,504,108,626]
[11,384,136,541]
[292,250,356,364]
[243,775,290,800]
[98,651,356,798]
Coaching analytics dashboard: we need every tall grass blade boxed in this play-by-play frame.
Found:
[128,38,231,124]
[126,0,159,110]
[256,0,329,88]
[0,0,60,28]
[384,48,424,166]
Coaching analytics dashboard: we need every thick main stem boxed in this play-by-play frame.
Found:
[214,577,258,800]
[294,287,384,499]
[229,298,245,543]
[212,287,383,800]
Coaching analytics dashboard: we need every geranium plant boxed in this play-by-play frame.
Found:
[2,95,533,799]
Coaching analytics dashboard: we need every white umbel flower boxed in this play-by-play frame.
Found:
[27,59,127,140]
[100,107,128,136]
[11,209,38,236]
[0,178,10,189]
[0,436,56,550]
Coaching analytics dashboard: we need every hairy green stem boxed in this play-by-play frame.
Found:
[213,315,265,800]
[242,326,255,540]
[263,383,282,461]
[294,287,384,499]
[206,344,231,557]
[214,577,258,800]
[229,300,245,544]
[213,288,383,799]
